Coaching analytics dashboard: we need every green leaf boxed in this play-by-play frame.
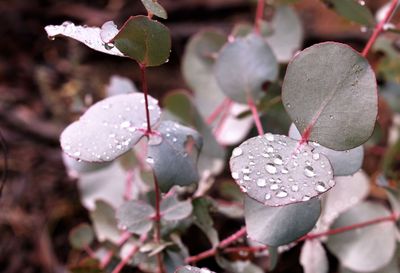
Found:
[116,200,155,235]
[282,42,377,150]
[322,0,375,27]
[182,30,227,120]
[230,133,334,206]
[44,22,124,56]
[160,195,193,221]
[326,201,397,272]
[114,16,171,66]
[175,266,215,273]
[214,33,278,103]
[69,223,94,249]
[245,196,321,246]
[90,200,121,244]
[192,197,219,247]
[141,0,168,19]
[289,123,364,176]
[147,121,202,192]
[60,93,161,162]
[300,240,329,273]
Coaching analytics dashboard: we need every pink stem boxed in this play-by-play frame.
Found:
[100,232,131,269]
[254,0,265,34]
[110,234,147,273]
[139,64,152,134]
[152,174,165,273]
[214,100,233,138]
[362,0,399,57]
[248,97,264,135]
[124,170,134,201]
[206,98,231,125]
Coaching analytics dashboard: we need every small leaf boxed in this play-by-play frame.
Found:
[106,75,138,97]
[266,5,304,63]
[326,201,397,272]
[182,30,227,120]
[90,200,121,244]
[45,22,124,56]
[100,21,119,43]
[230,133,334,206]
[69,223,94,249]
[192,197,220,247]
[175,266,215,273]
[113,16,171,66]
[141,0,168,19]
[147,121,202,192]
[282,42,377,150]
[323,0,375,27]
[116,200,155,235]
[245,196,321,246]
[214,33,278,103]
[60,93,161,162]
[320,171,370,228]
[216,255,264,273]
[289,123,364,176]
[300,240,329,273]
[160,194,193,221]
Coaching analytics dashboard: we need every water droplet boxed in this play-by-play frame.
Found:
[242,167,251,174]
[265,133,274,141]
[232,147,243,157]
[276,190,288,198]
[266,163,277,174]
[270,184,279,190]
[312,153,320,160]
[304,166,315,177]
[172,137,178,142]
[329,115,334,119]
[302,195,311,201]
[328,179,336,187]
[291,185,299,192]
[315,181,327,193]
[266,145,274,153]
[360,26,368,33]
[232,172,239,179]
[120,121,131,129]
[273,155,283,165]
[265,193,271,200]
[257,178,267,187]
[73,151,81,157]
[288,177,294,182]
[286,103,291,108]
[243,175,251,181]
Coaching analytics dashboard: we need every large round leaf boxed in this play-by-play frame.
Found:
[300,240,329,273]
[244,196,321,246]
[60,93,161,162]
[160,194,193,221]
[147,121,202,192]
[230,133,334,206]
[113,16,171,67]
[116,200,155,235]
[289,123,364,176]
[214,33,278,103]
[282,42,377,150]
[326,201,396,272]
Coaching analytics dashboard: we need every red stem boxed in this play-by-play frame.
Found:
[100,232,131,269]
[152,174,165,273]
[139,64,152,134]
[124,170,134,201]
[254,0,265,34]
[214,100,233,138]
[362,0,399,57]
[186,213,398,263]
[206,98,231,125]
[111,234,147,273]
[248,97,264,135]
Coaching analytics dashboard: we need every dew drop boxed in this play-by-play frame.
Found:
[232,172,239,179]
[257,178,267,187]
[281,167,289,174]
[242,167,251,174]
[328,179,336,187]
[291,185,299,192]
[273,155,283,165]
[120,120,131,129]
[304,166,316,177]
[286,103,291,108]
[315,181,327,193]
[232,147,243,157]
[73,151,81,157]
[270,184,279,190]
[266,163,277,174]
[312,153,320,160]
[302,195,311,201]
[276,190,288,198]
[265,193,271,200]
[243,175,251,181]
[266,145,274,153]
[265,133,274,141]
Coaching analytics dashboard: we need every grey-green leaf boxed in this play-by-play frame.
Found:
[230,133,334,206]
[141,0,168,19]
[175,266,215,273]
[323,0,375,27]
[245,196,321,246]
[215,33,278,103]
[90,200,122,244]
[289,123,364,176]
[326,201,396,272]
[282,42,377,150]
[300,240,329,273]
[160,195,193,221]
[44,22,124,56]
[116,200,155,235]
[147,121,202,192]
[192,197,219,247]
[60,93,161,162]
[113,16,171,66]
[69,223,95,249]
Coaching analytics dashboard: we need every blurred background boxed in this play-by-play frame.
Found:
[0,0,398,272]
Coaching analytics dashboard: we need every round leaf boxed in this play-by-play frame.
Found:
[282,42,377,150]
[244,196,321,246]
[289,123,364,176]
[230,133,334,206]
[214,33,278,103]
[90,200,121,244]
[326,201,396,272]
[147,121,202,192]
[141,0,168,19]
[116,200,155,235]
[300,240,329,273]
[175,266,215,273]
[69,223,94,249]
[60,93,161,162]
[160,195,193,221]
[45,22,124,56]
[113,16,171,67]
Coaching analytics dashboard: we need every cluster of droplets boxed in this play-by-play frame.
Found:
[230,133,335,206]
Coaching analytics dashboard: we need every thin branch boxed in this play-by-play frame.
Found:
[206,98,231,125]
[362,0,399,57]
[254,0,265,34]
[248,97,264,135]
[100,232,131,269]
[152,174,165,273]
[214,100,233,138]
[111,234,147,273]
[139,64,152,134]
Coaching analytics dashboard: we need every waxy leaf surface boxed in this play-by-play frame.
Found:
[141,0,167,19]
[116,200,155,235]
